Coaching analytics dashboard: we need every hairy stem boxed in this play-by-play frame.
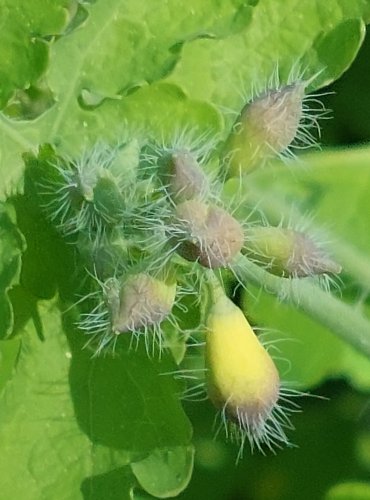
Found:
[233,254,370,358]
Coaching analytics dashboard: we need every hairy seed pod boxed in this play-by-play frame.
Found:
[165,150,210,202]
[205,293,288,451]
[174,200,244,268]
[245,226,341,277]
[112,273,176,333]
[224,83,306,177]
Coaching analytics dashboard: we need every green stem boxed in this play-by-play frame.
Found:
[233,254,370,358]
[205,270,225,303]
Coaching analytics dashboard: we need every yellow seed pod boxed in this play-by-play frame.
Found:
[205,292,290,452]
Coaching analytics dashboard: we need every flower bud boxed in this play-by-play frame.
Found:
[174,200,244,268]
[245,226,341,277]
[224,83,306,176]
[92,173,125,224]
[164,150,210,202]
[112,273,176,333]
[205,293,287,450]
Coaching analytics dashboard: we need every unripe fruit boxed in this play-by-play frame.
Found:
[224,82,307,176]
[205,293,288,451]
[174,200,244,268]
[163,150,210,202]
[112,273,177,333]
[245,226,341,277]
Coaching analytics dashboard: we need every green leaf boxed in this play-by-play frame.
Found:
[0,337,21,392]
[0,297,193,499]
[0,202,25,339]
[0,0,75,109]
[81,466,136,500]
[356,429,370,472]
[131,446,194,498]
[325,482,370,500]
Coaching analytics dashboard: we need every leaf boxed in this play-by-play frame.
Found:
[81,467,136,500]
[0,0,75,109]
[0,202,25,339]
[67,326,192,455]
[0,337,21,392]
[131,446,194,498]
[0,297,193,499]
[325,482,370,500]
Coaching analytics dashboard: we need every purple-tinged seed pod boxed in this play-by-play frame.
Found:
[224,81,316,177]
[174,199,244,269]
[245,226,341,277]
[166,149,210,202]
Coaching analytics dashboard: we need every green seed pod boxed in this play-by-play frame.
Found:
[112,273,177,333]
[174,199,244,268]
[245,226,341,277]
[164,150,210,202]
[224,82,306,177]
[92,172,125,224]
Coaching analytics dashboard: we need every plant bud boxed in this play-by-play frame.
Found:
[112,273,176,333]
[92,173,125,224]
[164,150,210,202]
[245,226,341,277]
[174,200,244,268]
[205,293,287,450]
[224,83,306,176]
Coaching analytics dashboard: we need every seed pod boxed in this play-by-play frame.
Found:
[224,82,306,177]
[164,150,210,202]
[112,273,176,333]
[174,199,244,268]
[245,226,341,277]
[205,293,288,451]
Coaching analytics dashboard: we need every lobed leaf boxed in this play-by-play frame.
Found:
[0,297,193,498]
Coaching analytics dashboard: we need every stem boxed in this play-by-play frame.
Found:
[205,270,226,305]
[233,254,370,358]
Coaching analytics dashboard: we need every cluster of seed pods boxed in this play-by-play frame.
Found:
[34,76,340,455]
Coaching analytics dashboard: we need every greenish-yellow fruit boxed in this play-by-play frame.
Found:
[245,226,341,277]
[205,292,290,452]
